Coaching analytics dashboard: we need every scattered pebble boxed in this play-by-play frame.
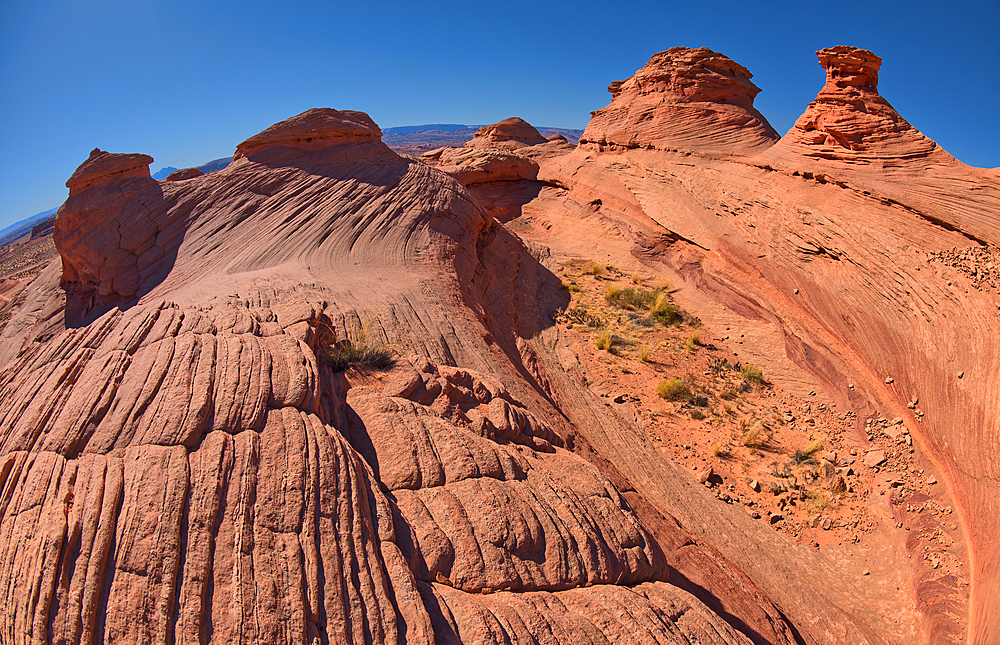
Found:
[885,376,894,384]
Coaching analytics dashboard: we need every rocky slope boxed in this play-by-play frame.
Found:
[0,45,996,645]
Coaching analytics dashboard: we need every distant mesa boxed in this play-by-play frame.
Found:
[580,46,779,156]
[465,117,548,149]
[151,166,179,180]
[766,46,940,164]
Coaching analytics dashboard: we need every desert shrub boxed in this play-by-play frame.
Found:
[650,291,681,325]
[740,363,765,385]
[741,420,771,448]
[794,438,824,464]
[317,319,394,372]
[583,261,605,277]
[638,343,653,362]
[656,377,690,401]
[804,490,832,514]
[631,273,643,284]
[712,441,730,457]
[606,286,657,311]
[690,409,707,420]
[595,327,615,351]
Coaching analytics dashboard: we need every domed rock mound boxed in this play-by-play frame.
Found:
[580,47,779,156]
[465,116,548,149]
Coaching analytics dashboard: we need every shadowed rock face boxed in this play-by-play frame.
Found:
[54,149,167,300]
[581,47,779,155]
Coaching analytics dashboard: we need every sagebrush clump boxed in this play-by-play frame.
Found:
[657,377,690,401]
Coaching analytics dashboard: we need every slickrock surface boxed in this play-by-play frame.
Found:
[760,46,1000,245]
[580,47,779,155]
[420,118,573,223]
[1,42,997,644]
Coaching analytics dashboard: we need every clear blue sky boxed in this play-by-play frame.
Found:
[1,0,997,230]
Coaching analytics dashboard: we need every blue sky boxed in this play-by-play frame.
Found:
[1,0,997,230]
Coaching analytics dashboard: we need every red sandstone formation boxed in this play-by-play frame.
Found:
[760,46,1000,244]
[465,116,548,149]
[165,167,204,181]
[0,45,998,645]
[768,46,937,163]
[580,47,779,155]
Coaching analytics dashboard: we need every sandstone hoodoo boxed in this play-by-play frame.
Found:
[1,45,998,645]
[768,46,938,163]
[580,46,780,155]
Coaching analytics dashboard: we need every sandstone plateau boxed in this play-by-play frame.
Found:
[0,46,997,645]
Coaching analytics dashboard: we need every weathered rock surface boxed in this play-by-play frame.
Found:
[420,145,540,185]
[760,46,1000,245]
[580,47,779,155]
[0,106,775,645]
[519,45,1000,645]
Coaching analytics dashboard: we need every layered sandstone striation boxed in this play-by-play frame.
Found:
[54,149,171,300]
[580,47,779,155]
[165,167,204,181]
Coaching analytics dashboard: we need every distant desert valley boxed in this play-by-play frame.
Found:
[0,45,997,645]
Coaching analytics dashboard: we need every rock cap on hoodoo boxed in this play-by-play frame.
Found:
[235,108,382,158]
[65,148,153,192]
[612,47,763,108]
[817,46,881,93]
[466,117,547,148]
[580,47,779,155]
